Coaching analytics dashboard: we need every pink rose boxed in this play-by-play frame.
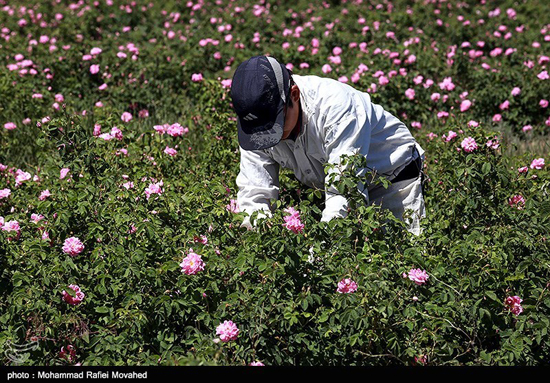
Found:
[59,345,77,363]
[191,73,203,82]
[530,158,545,170]
[405,88,415,100]
[63,237,85,256]
[1,220,20,233]
[438,77,455,91]
[62,284,85,306]
[226,199,240,213]
[121,112,132,122]
[30,213,44,224]
[337,278,358,294]
[504,296,523,316]
[39,190,51,200]
[508,195,525,209]
[180,251,205,275]
[461,137,478,152]
[60,168,70,180]
[144,181,163,200]
[460,100,472,112]
[164,146,177,156]
[283,207,304,234]
[216,320,239,342]
[407,268,429,285]
[0,188,11,199]
[445,130,457,142]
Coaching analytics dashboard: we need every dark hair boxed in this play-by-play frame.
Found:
[286,72,295,108]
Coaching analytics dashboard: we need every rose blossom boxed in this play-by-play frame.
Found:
[337,278,358,293]
[62,237,85,256]
[508,195,525,209]
[504,296,523,316]
[62,284,85,306]
[407,268,429,285]
[191,73,203,82]
[180,251,205,275]
[216,320,239,342]
[30,213,44,224]
[39,190,51,200]
[226,199,240,213]
[60,168,70,180]
[164,146,177,156]
[530,158,545,170]
[59,345,77,363]
[438,77,455,91]
[461,137,478,152]
[445,130,457,142]
[145,181,163,200]
[0,188,11,199]
[15,169,31,186]
[1,220,20,233]
[4,122,17,130]
[283,207,304,234]
[121,112,132,122]
[166,123,188,137]
[405,88,415,100]
[460,100,472,112]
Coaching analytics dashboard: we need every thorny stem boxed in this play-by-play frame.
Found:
[428,273,463,297]
[415,310,475,346]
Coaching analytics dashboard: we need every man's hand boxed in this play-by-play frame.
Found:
[240,210,272,231]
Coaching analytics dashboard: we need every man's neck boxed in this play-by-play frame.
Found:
[288,103,302,141]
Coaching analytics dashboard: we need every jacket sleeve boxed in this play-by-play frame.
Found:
[321,111,371,222]
[236,147,280,229]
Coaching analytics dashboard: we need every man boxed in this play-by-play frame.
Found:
[230,55,426,235]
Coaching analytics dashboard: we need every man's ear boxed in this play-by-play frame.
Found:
[291,84,300,103]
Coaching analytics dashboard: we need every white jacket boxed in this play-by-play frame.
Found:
[236,74,424,228]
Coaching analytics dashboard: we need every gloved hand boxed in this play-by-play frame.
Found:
[240,210,272,231]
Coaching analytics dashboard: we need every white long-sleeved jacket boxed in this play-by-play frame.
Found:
[236,74,424,227]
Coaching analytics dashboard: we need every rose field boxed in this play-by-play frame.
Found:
[1,0,550,366]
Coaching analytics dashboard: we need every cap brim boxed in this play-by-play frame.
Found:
[237,102,284,150]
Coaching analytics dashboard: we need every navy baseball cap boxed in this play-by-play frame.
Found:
[230,56,291,150]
